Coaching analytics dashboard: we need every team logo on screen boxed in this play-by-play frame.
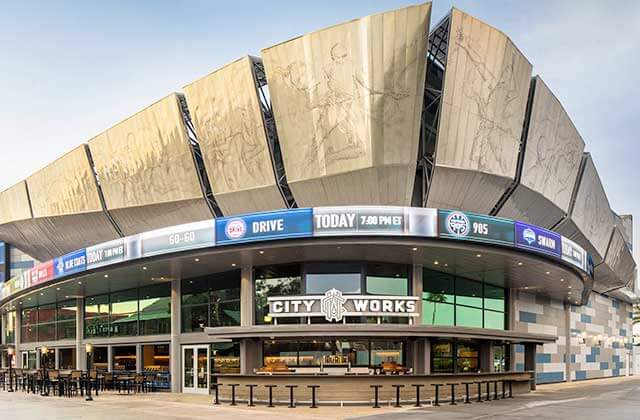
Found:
[225,218,246,239]
[321,288,347,322]
[522,227,536,245]
[445,212,470,237]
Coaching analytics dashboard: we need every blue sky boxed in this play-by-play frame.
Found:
[0,0,638,262]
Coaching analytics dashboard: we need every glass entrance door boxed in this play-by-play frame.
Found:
[182,345,209,393]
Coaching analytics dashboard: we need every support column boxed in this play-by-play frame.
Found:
[565,302,572,382]
[55,348,60,370]
[170,277,181,392]
[75,298,85,370]
[14,309,21,365]
[107,346,113,372]
[240,265,254,326]
[240,339,260,375]
[136,344,142,373]
[480,342,492,372]
[508,289,517,372]
[524,342,537,390]
[424,338,431,375]
[412,264,423,323]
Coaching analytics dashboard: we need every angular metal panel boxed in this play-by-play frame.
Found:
[498,77,585,227]
[427,8,533,213]
[183,56,285,214]
[556,154,615,264]
[262,3,430,206]
[593,226,636,292]
[88,93,212,235]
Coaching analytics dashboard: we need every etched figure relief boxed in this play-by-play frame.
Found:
[196,99,268,193]
[452,26,522,176]
[272,41,416,175]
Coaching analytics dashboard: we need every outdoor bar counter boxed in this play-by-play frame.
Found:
[214,371,533,405]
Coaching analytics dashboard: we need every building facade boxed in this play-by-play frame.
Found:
[0,3,636,402]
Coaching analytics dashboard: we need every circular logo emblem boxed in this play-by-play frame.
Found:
[225,218,246,239]
[522,227,536,245]
[446,212,470,237]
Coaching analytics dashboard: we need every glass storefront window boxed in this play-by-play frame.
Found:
[181,271,240,332]
[4,310,16,344]
[493,344,507,372]
[456,343,479,372]
[139,284,171,335]
[432,341,454,373]
[40,348,55,369]
[255,264,302,325]
[371,341,403,366]
[88,346,108,371]
[110,289,139,337]
[264,341,299,367]
[59,348,76,370]
[142,344,169,373]
[211,342,240,374]
[57,300,76,340]
[20,308,37,343]
[38,323,56,342]
[305,262,361,294]
[113,345,136,372]
[422,269,506,329]
[85,294,110,338]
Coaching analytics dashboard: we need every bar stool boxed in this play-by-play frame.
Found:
[508,380,514,398]
[228,383,239,406]
[485,381,491,401]
[246,384,257,407]
[446,383,458,405]
[430,383,441,406]
[501,380,507,399]
[285,385,297,408]
[211,383,220,405]
[462,382,473,404]
[307,385,320,408]
[265,385,277,407]
[392,384,404,407]
[370,385,383,408]
[411,384,424,407]
[493,381,499,400]
[475,381,484,402]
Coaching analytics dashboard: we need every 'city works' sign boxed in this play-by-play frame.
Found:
[268,289,419,322]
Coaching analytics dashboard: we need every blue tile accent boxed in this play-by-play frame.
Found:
[515,363,525,372]
[586,354,596,363]
[620,329,627,337]
[575,370,587,380]
[612,355,620,363]
[536,372,564,383]
[580,314,592,323]
[515,344,525,353]
[536,353,551,363]
[10,260,34,269]
[519,311,537,323]
[591,346,600,355]
[613,342,620,349]
[613,369,620,377]
[612,299,620,309]
[600,362,609,370]
[571,354,576,363]
[571,328,581,335]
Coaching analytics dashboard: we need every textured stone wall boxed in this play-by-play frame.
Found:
[513,290,633,383]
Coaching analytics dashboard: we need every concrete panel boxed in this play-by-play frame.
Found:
[427,8,533,213]
[0,181,31,225]
[556,154,615,264]
[183,56,285,215]
[262,3,430,206]
[498,77,584,227]
[594,227,636,292]
[88,93,211,235]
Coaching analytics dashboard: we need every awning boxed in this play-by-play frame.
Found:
[205,324,556,344]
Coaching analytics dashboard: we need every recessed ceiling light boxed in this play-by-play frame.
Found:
[40,293,44,296]
[444,263,448,267]
[78,281,82,285]
[545,271,550,275]
[412,247,418,251]
[231,263,237,267]
[568,285,572,289]
[523,286,529,290]
[56,288,60,291]
[434,261,439,265]
[65,296,69,299]
[568,291,572,295]
[560,278,565,282]
[104,274,109,278]
[194,258,200,262]
[517,262,523,266]
[259,250,264,255]
[476,254,482,258]
[28,298,31,301]
[142,266,148,270]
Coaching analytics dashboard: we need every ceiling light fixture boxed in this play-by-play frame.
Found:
[434,261,439,265]
[78,281,82,285]
[194,258,200,262]
[104,274,109,278]
[231,263,237,267]
[476,254,482,258]
[412,247,418,251]
[259,250,264,255]
[545,271,550,275]
[142,266,148,270]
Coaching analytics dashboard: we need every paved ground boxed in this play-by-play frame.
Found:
[1,376,639,419]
